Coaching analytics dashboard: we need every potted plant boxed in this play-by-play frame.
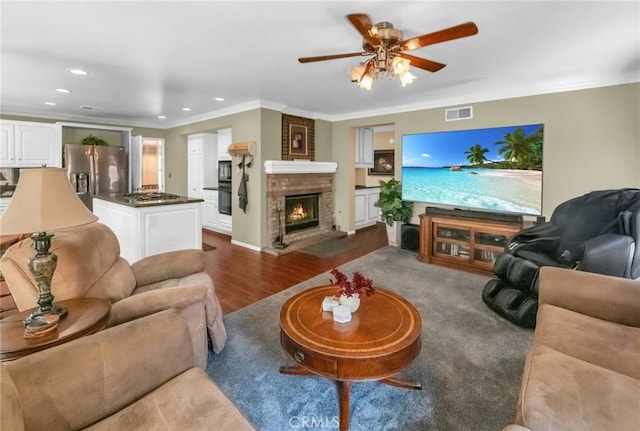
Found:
[330,268,375,312]
[81,134,108,146]
[375,178,413,246]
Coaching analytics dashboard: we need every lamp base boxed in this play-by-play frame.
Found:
[24,305,68,327]
[26,232,68,326]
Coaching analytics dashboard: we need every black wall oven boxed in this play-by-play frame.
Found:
[218,160,232,215]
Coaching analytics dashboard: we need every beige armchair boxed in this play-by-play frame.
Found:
[0,222,226,367]
[1,308,254,431]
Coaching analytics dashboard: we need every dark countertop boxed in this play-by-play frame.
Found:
[94,193,204,208]
[355,185,381,190]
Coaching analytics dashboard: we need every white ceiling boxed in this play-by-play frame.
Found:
[1,1,639,129]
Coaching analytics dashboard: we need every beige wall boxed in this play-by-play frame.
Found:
[4,82,639,247]
[331,83,640,231]
[160,109,265,247]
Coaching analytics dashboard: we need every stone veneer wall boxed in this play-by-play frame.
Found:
[266,173,333,246]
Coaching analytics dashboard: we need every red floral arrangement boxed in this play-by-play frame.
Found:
[330,268,375,298]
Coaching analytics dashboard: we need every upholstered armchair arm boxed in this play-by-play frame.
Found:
[130,249,205,287]
[106,284,209,368]
[1,309,195,431]
[538,266,640,327]
[502,426,532,431]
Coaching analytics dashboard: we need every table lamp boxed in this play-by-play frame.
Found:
[0,167,98,324]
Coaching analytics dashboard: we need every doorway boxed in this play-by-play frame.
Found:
[131,136,165,192]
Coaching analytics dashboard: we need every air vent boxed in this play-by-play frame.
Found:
[445,106,473,121]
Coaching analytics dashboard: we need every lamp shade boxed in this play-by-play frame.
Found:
[0,167,98,235]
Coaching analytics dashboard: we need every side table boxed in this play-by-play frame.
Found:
[0,298,111,361]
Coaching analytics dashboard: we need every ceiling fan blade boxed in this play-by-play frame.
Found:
[347,13,380,47]
[298,52,366,63]
[399,21,478,51]
[397,53,446,72]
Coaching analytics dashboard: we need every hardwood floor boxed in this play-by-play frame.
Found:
[202,223,389,314]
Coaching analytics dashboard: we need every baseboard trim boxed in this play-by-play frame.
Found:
[232,239,261,251]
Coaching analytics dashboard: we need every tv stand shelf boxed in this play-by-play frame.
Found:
[418,212,523,276]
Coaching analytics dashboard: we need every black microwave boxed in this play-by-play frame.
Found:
[218,160,231,182]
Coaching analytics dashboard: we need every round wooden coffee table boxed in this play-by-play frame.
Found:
[0,298,111,361]
[279,285,422,431]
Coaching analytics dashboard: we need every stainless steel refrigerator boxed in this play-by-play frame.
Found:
[64,144,128,210]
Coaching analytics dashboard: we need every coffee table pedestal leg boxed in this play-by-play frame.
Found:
[337,380,351,431]
[280,365,352,431]
[380,376,422,390]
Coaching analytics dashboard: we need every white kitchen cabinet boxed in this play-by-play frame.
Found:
[187,133,216,199]
[202,189,218,230]
[355,127,374,168]
[354,187,380,229]
[187,154,204,198]
[0,121,61,167]
[202,189,232,235]
[217,213,232,234]
[217,128,232,160]
[93,197,202,264]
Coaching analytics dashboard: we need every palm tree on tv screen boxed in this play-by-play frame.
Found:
[464,144,490,165]
[495,127,540,168]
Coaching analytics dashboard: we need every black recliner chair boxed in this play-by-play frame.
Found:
[482,188,640,328]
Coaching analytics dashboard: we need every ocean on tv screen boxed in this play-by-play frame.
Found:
[401,123,544,216]
[402,166,542,215]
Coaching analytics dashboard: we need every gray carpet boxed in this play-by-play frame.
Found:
[207,246,533,431]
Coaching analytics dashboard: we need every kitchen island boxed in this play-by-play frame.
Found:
[93,193,203,264]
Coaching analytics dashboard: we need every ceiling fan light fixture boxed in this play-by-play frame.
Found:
[358,74,374,91]
[392,56,410,74]
[349,63,366,82]
[303,14,478,92]
[399,70,416,87]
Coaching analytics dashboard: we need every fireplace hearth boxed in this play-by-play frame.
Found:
[285,193,319,233]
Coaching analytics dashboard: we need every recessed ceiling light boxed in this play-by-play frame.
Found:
[56,88,72,93]
[44,102,57,106]
[214,97,225,102]
[67,68,88,76]
[157,115,167,119]
[182,107,191,111]
[80,105,104,110]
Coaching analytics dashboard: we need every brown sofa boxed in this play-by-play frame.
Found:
[1,308,255,431]
[504,266,640,431]
[0,222,226,367]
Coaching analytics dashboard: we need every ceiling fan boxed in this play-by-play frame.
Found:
[298,14,478,90]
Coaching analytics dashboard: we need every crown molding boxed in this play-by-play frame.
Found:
[2,75,637,129]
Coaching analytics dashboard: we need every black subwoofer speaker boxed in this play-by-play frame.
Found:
[401,224,420,251]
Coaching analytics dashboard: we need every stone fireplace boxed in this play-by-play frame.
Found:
[265,160,338,251]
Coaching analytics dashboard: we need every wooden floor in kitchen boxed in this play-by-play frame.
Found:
[202,223,389,314]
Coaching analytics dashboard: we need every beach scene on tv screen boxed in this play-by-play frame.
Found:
[402,124,543,215]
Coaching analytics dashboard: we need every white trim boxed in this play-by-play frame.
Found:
[5,76,637,129]
[264,160,338,174]
[231,239,261,251]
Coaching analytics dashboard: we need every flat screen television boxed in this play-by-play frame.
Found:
[401,123,543,216]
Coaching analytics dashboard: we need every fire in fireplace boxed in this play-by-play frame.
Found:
[285,193,320,233]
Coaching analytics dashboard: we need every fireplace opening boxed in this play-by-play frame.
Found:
[285,193,320,233]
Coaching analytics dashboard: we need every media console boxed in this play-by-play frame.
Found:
[418,207,525,276]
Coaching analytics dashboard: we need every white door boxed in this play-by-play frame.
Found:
[130,135,143,192]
